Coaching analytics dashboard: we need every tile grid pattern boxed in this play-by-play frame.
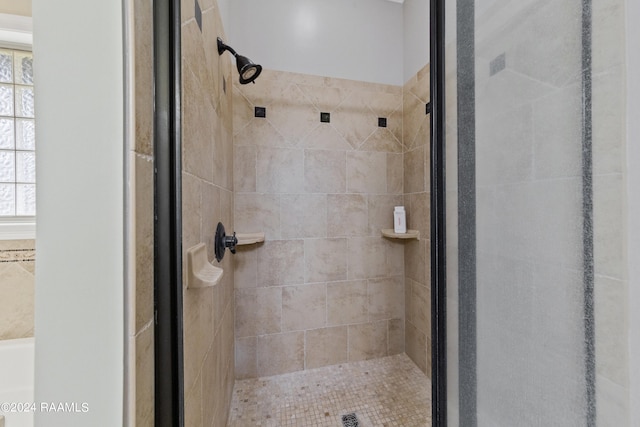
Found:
[232,69,408,379]
[402,64,432,376]
[181,0,237,426]
[227,353,431,426]
[0,239,35,340]
[131,0,155,425]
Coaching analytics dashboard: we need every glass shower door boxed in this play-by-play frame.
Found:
[444,0,595,425]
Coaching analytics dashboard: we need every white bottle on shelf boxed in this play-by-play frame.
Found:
[394,206,406,234]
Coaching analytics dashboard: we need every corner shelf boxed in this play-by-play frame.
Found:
[381,229,420,241]
[236,232,265,246]
[186,243,223,289]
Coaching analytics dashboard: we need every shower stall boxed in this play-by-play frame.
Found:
[148,0,630,425]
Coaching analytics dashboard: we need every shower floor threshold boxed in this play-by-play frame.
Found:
[227,353,432,426]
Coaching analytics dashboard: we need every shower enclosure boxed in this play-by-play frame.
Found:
[438,0,628,425]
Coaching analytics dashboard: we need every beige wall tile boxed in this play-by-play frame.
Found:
[403,91,426,149]
[234,118,287,148]
[257,332,305,376]
[304,149,346,193]
[282,284,327,332]
[360,128,403,153]
[267,84,320,144]
[202,339,220,426]
[233,145,257,193]
[347,151,387,194]
[256,240,304,286]
[405,320,427,374]
[404,145,426,194]
[368,276,404,322]
[256,147,304,193]
[234,246,257,289]
[368,195,403,235]
[386,153,404,194]
[405,239,428,285]
[304,238,348,283]
[200,181,220,262]
[406,192,430,239]
[135,155,154,333]
[182,286,214,389]
[0,263,34,340]
[233,86,254,136]
[135,325,154,427]
[182,65,215,182]
[182,172,202,251]
[280,194,327,239]
[388,318,405,355]
[134,0,153,157]
[347,237,388,280]
[327,194,368,237]
[367,91,402,118]
[348,321,387,362]
[327,280,368,326]
[332,92,378,148]
[234,193,280,240]
[409,280,430,335]
[305,326,348,369]
[235,287,282,337]
[386,240,405,277]
[301,124,352,150]
[183,373,202,427]
[235,337,257,380]
[0,239,34,251]
[297,84,347,112]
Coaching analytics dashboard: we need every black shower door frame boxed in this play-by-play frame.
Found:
[153,0,184,426]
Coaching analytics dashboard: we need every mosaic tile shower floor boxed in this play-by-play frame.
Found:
[227,353,431,427]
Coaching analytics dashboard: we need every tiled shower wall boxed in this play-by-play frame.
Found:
[232,70,406,379]
[181,0,235,426]
[131,0,154,424]
[0,240,35,340]
[402,64,431,376]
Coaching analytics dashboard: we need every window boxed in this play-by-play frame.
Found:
[0,14,34,240]
[0,48,35,217]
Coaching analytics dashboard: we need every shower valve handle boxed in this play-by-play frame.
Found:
[225,232,238,254]
[214,222,238,262]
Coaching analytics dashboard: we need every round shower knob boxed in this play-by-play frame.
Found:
[214,222,238,262]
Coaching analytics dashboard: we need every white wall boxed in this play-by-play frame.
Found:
[627,0,640,424]
[402,0,429,83]
[32,0,124,425]
[223,0,404,86]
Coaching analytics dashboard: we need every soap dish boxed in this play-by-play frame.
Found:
[186,243,223,289]
[236,232,265,245]
[381,229,420,240]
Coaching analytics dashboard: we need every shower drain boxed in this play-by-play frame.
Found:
[341,413,359,427]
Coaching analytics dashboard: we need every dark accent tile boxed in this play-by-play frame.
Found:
[378,117,387,128]
[255,106,266,118]
[195,0,202,32]
[320,112,330,123]
[425,102,431,115]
